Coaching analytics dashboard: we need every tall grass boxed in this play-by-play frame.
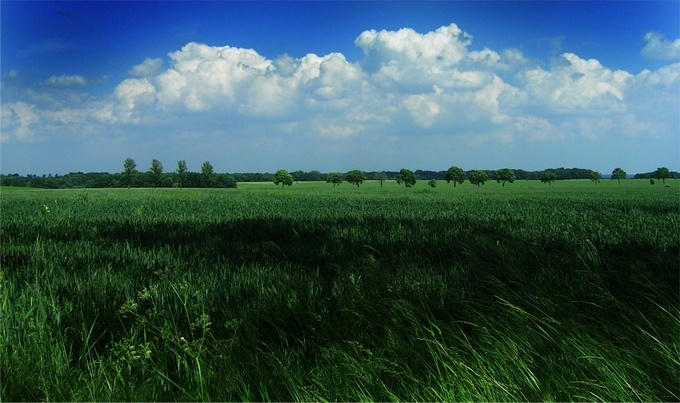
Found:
[1,182,678,400]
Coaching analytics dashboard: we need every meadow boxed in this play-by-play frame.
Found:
[1,179,678,401]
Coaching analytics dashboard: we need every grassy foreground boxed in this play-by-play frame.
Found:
[1,180,679,401]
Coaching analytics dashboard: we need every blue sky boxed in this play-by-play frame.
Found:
[2,1,679,175]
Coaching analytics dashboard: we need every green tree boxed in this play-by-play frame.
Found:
[326,172,343,187]
[274,169,294,188]
[201,161,215,188]
[428,179,437,188]
[469,170,488,187]
[611,167,626,184]
[123,158,138,188]
[589,171,602,184]
[395,168,416,187]
[540,171,557,186]
[177,160,188,189]
[345,170,366,187]
[444,166,466,187]
[215,174,238,188]
[149,159,164,188]
[494,168,515,187]
[655,167,670,184]
[308,170,324,181]
[373,172,387,187]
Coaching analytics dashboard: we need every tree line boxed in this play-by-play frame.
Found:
[0,159,236,189]
[1,160,676,189]
[271,166,675,188]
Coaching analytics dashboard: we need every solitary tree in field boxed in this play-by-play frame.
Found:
[177,160,188,189]
[494,168,515,186]
[373,172,387,187]
[655,167,670,184]
[428,179,437,187]
[149,159,164,188]
[345,170,366,187]
[395,168,417,187]
[589,171,602,184]
[540,171,557,186]
[445,166,466,187]
[326,172,343,187]
[274,169,294,188]
[611,167,626,184]
[201,161,215,188]
[469,170,488,187]
[123,158,138,188]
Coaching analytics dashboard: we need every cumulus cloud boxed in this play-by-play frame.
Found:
[1,102,39,141]
[128,57,163,77]
[44,74,87,87]
[642,32,680,60]
[99,26,530,132]
[1,22,678,170]
[516,53,632,114]
[111,78,157,123]
[355,24,527,93]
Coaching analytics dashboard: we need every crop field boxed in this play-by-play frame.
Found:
[1,180,679,401]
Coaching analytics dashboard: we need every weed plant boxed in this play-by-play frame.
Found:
[1,181,678,401]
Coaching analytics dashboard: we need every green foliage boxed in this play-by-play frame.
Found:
[373,172,387,187]
[1,184,678,401]
[395,168,416,187]
[177,160,188,189]
[494,168,516,186]
[655,167,670,184]
[123,158,138,188]
[445,166,466,187]
[326,172,343,187]
[274,169,294,188]
[201,161,215,188]
[428,179,437,187]
[149,159,164,188]
[612,167,627,184]
[540,171,557,186]
[590,171,602,184]
[345,170,366,187]
[469,170,488,186]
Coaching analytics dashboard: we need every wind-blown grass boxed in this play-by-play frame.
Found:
[1,181,678,401]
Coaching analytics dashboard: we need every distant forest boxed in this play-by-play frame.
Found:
[1,167,677,190]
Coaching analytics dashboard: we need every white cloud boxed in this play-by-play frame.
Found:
[1,23,678,177]
[357,24,472,68]
[566,117,617,141]
[1,102,39,141]
[354,24,526,93]
[316,121,365,139]
[516,53,632,114]
[404,91,442,127]
[355,24,481,91]
[633,62,680,90]
[642,32,680,60]
[155,42,274,112]
[128,57,164,77]
[111,78,157,123]
[44,74,87,87]
[514,115,561,141]
[95,27,529,136]
[624,63,680,134]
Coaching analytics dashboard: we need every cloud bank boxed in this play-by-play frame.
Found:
[2,24,679,172]
[642,32,680,61]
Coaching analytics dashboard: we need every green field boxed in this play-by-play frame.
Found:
[2,180,679,401]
